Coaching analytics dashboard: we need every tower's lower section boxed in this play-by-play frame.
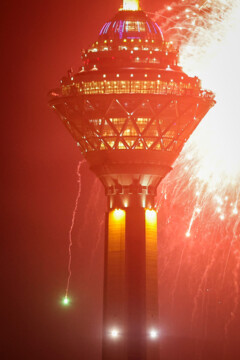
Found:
[102,207,159,360]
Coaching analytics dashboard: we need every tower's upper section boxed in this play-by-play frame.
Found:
[48,0,215,207]
[48,0,215,160]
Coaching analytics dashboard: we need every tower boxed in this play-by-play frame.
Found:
[48,0,215,359]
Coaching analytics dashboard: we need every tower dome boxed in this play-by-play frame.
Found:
[98,10,163,42]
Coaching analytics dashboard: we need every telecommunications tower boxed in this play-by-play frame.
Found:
[48,0,215,359]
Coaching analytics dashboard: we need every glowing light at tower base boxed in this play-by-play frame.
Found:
[110,328,120,338]
[149,329,158,339]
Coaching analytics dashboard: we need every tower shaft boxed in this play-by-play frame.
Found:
[103,207,158,359]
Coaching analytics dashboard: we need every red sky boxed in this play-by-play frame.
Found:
[2,1,239,359]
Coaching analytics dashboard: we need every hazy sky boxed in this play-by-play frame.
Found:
[2,1,239,359]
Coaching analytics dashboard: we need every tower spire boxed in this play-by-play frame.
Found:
[122,0,140,11]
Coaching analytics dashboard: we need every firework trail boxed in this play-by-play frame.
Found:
[155,0,240,345]
[64,159,85,302]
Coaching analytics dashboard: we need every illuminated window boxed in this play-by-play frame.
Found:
[89,119,102,126]
[105,138,116,148]
[80,80,195,96]
[155,143,161,150]
[131,81,141,93]
[136,118,149,132]
[125,21,145,32]
[145,138,155,147]
[125,137,136,148]
[109,118,126,132]
[123,126,138,136]
[117,141,126,149]
[119,46,128,50]
[163,130,176,139]
[135,141,144,149]
[100,142,107,150]
[105,80,130,94]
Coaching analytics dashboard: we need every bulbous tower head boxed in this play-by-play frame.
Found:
[48,0,215,209]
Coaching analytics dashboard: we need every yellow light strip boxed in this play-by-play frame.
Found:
[106,209,126,322]
[145,209,158,325]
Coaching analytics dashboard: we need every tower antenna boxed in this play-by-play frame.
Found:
[122,0,140,11]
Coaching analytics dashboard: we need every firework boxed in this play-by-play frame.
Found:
[63,160,85,304]
[155,0,240,345]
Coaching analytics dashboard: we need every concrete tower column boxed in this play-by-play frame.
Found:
[102,199,159,360]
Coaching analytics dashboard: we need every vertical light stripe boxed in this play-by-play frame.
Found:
[106,209,126,327]
[145,210,158,314]
[145,209,159,358]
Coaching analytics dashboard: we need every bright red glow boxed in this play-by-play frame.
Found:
[155,0,240,346]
